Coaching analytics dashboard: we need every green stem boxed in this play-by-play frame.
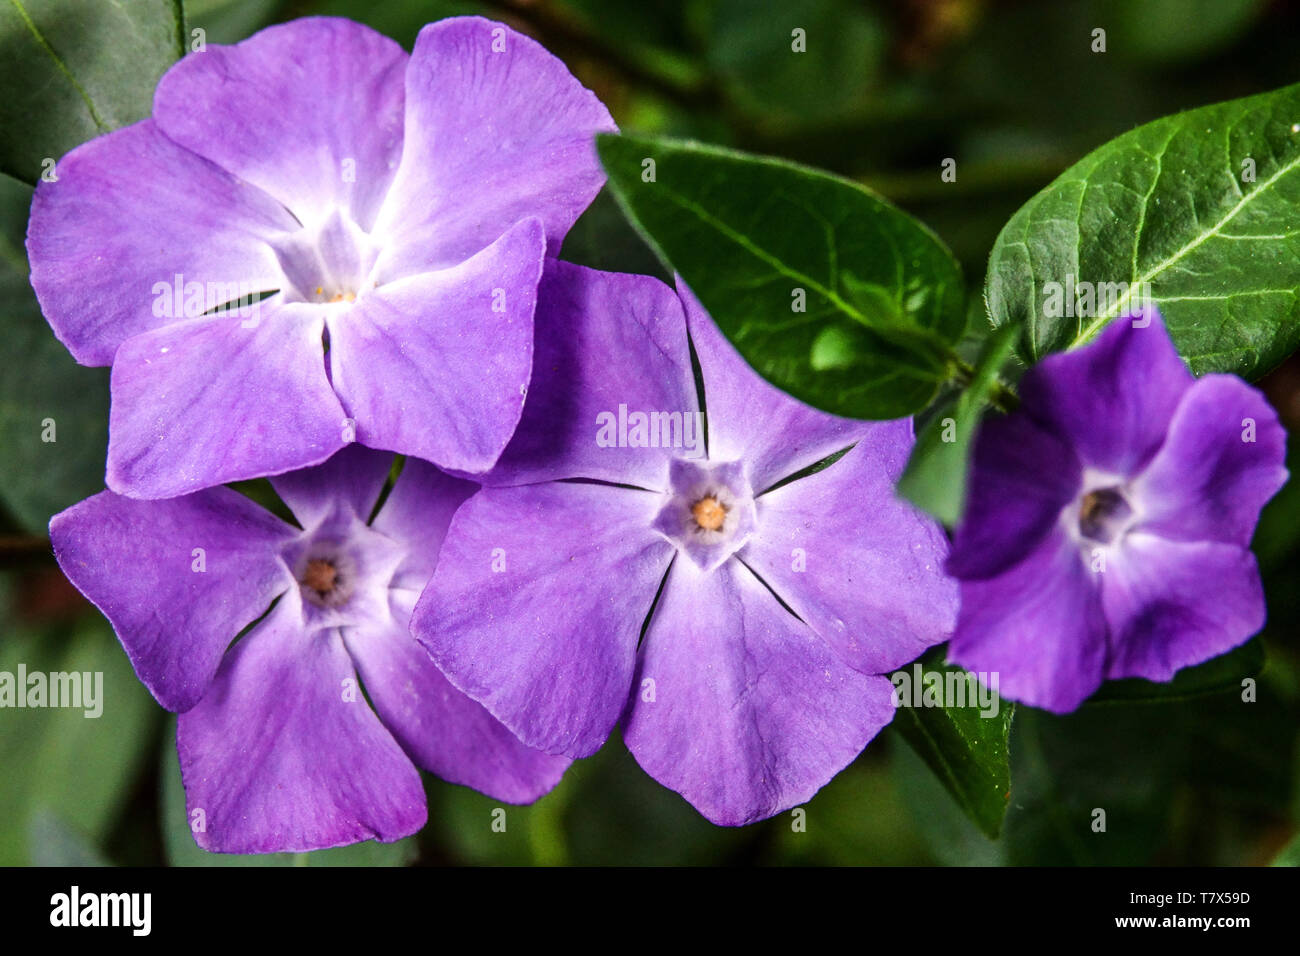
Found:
[951,358,1020,413]
[986,377,1020,413]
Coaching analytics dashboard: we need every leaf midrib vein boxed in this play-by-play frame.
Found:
[8,0,109,132]
[1075,147,1300,344]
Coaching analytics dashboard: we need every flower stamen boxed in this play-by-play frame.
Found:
[1077,487,1133,545]
[302,558,339,598]
[691,495,727,532]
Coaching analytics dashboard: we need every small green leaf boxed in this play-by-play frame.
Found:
[988,81,1300,380]
[597,133,966,420]
[899,323,1019,525]
[1088,638,1266,705]
[888,654,1014,839]
[0,0,184,183]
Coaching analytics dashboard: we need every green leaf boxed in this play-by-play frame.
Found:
[0,0,184,183]
[888,655,1014,839]
[0,174,108,533]
[898,323,1019,525]
[0,617,157,865]
[988,81,1300,380]
[597,133,967,420]
[159,718,417,866]
[1088,638,1266,705]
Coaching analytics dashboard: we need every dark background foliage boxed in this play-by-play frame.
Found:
[0,0,1297,865]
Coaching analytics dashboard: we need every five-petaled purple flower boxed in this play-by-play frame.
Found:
[409,263,958,825]
[51,445,568,853]
[28,16,615,499]
[947,307,1287,713]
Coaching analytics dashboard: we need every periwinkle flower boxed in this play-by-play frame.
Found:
[28,16,614,499]
[947,308,1287,713]
[410,263,957,825]
[51,445,568,853]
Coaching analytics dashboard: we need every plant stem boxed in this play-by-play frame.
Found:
[951,358,1020,413]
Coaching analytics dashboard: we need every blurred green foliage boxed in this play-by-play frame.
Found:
[0,0,1297,865]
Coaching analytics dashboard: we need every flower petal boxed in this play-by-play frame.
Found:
[1130,374,1287,548]
[947,409,1082,580]
[487,262,696,489]
[371,16,614,280]
[153,17,407,229]
[344,592,570,804]
[740,430,957,674]
[948,529,1109,713]
[107,303,348,499]
[1020,306,1194,476]
[370,457,477,591]
[681,283,868,493]
[326,218,543,474]
[411,482,673,758]
[271,443,395,531]
[1102,533,1266,682]
[623,559,897,826]
[27,120,296,366]
[50,489,295,712]
[177,600,426,853]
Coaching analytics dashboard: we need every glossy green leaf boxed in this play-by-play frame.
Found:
[899,323,1019,525]
[888,655,1014,839]
[0,0,184,183]
[597,133,967,419]
[988,81,1300,380]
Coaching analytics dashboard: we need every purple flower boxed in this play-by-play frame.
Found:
[50,445,568,853]
[409,263,957,825]
[947,308,1288,713]
[28,16,615,499]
